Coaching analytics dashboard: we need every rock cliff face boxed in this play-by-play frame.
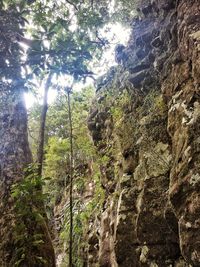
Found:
[88,0,200,266]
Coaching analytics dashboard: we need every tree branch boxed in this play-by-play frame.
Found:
[65,0,78,11]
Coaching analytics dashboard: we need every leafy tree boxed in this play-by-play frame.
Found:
[11,165,53,267]
[0,6,55,266]
[42,86,95,208]
[29,86,98,266]
[0,0,135,265]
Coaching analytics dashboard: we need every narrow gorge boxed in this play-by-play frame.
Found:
[0,0,200,266]
[86,1,200,266]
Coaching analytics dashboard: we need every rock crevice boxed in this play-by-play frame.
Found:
[87,0,200,266]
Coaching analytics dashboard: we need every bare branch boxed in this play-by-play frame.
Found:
[65,0,78,11]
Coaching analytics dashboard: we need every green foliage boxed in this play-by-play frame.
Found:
[11,164,48,266]
[46,86,95,147]
[30,85,106,266]
[44,137,70,207]
[45,137,70,172]
[59,162,105,267]
[110,89,131,127]
[3,0,111,81]
[111,0,139,24]
[1,0,140,265]
[80,163,105,224]
[137,90,167,118]
[154,95,167,115]
[40,86,96,208]
[59,200,85,267]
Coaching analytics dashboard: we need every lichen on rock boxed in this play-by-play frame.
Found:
[87,0,200,266]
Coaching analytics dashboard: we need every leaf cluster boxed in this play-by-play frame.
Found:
[11,164,49,266]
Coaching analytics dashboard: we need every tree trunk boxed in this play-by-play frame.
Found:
[37,73,52,176]
[67,88,74,267]
[0,9,55,266]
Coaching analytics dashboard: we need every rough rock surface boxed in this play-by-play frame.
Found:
[87,0,200,266]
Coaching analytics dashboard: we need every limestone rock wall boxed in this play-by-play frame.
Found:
[88,0,200,266]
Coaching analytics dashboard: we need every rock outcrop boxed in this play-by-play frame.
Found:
[87,0,200,266]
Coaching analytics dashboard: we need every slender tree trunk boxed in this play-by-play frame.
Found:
[67,88,74,267]
[35,73,57,265]
[37,73,52,176]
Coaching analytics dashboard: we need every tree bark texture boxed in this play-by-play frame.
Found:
[37,73,52,177]
[67,88,74,267]
[0,9,55,266]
